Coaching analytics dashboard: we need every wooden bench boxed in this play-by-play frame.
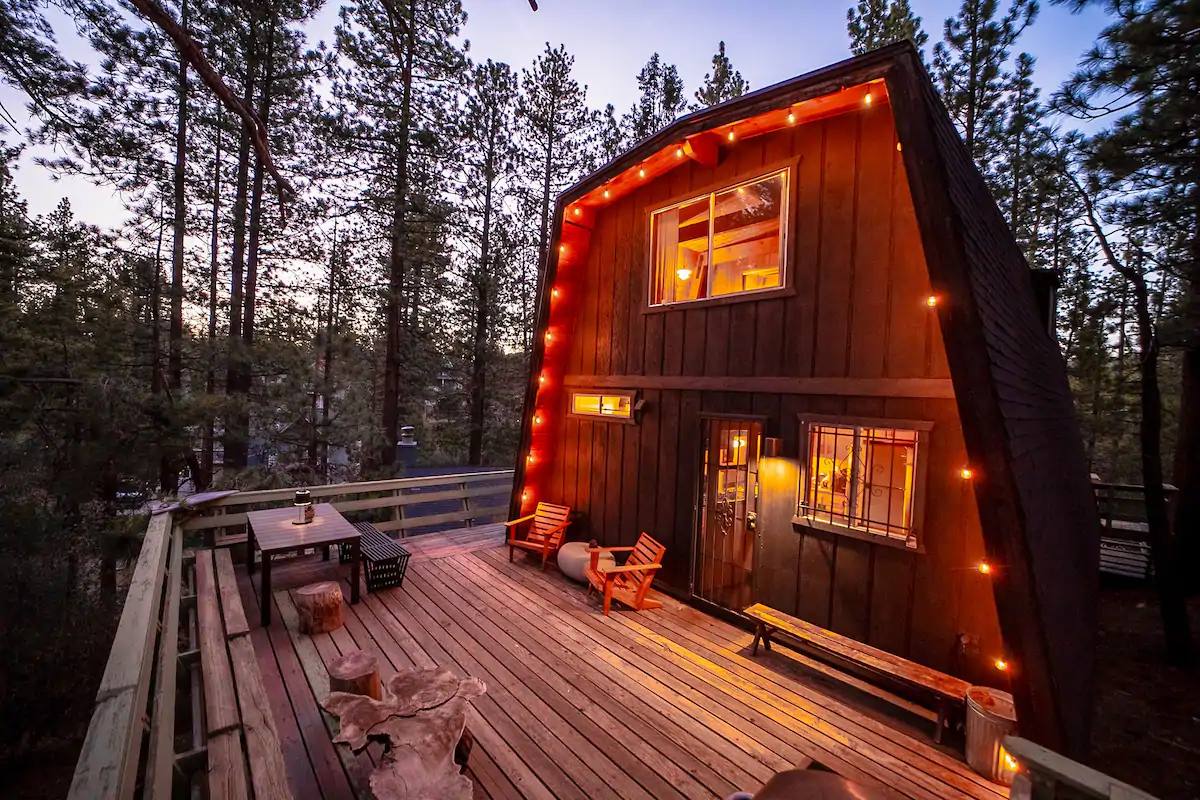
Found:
[743,603,970,744]
[348,520,411,592]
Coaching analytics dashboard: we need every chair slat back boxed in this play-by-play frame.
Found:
[626,533,666,573]
[527,502,571,545]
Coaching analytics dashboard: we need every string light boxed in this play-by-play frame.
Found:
[603,188,610,199]
[994,658,1009,672]
[960,467,974,480]
[978,561,992,575]
[727,130,735,142]
[896,142,903,152]
[533,413,542,425]
[544,331,552,343]
[787,111,796,124]
[573,207,581,216]
[864,91,873,106]
[675,148,683,158]
[559,244,565,255]
[527,453,535,464]
[638,168,646,178]
[926,295,939,307]
[552,287,560,299]
[522,490,530,501]
[538,373,546,385]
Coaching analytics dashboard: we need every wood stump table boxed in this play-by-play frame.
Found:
[322,666,486,800]
[295,581,344,634]
[329,649,382,700]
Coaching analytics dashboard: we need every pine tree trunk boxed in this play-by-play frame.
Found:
[1174,268,1200,594]
[379,0,417,471]
[202,102,223,484]
[163,0,189,493]
[320,234,337,478]
[224,20,257,472]
[468,154,495,466]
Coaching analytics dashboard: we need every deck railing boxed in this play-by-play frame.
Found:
[1004,737,1157,799]
[179,469,514,549]
[1092,481,1178,580]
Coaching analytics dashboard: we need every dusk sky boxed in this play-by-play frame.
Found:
[2,0,1111,229]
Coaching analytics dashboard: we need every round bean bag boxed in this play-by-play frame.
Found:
[557,541,615,583]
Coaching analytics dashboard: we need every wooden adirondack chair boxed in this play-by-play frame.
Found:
[585,533,666,615]
[504,502,571,569]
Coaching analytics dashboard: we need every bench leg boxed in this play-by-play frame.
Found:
[752,622,764,656]
[935,700,948,744]
[509,546,514,562]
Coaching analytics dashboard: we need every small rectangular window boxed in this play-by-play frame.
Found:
[650,169,789,306]
[570,391,634,421]
[798,419,929,547]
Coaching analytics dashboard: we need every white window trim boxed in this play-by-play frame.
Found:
[794,413,933,551]
[647,167,791,307]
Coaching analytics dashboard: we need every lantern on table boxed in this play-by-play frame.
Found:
[294,489,314,525]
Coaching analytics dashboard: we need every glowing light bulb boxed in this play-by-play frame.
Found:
[544,331,552,343]
[522,490,530,501]
[979,562,992,575]
[864,91,873,106]
[538,373,546,385]
[533,413,542,425]
[1003,753,1019,772]
[787,111,796,124]
[733,437,746,448]
[960,467,973,480]
[573,207,581,216]
[527,453,535,464]
[559,244,565,254]
[994,658,1009,672]
[896,142,903,152]
[675,148,683,158]
[552,287,560,299]
[926,295,938,307]
[638,168,646,178]
[727,130,735,141]
[603,189,610,199]
[737,187,745,195]
[676,267,692,281]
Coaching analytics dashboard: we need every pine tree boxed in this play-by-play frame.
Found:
[622,53,686,143]
[0,146,34,302]
[932,0,1037,176]
[516,43,592,289]
[692,41,748,109]
[1054,0,1200,607]
[846,0,929,57]
[595,103,625,166]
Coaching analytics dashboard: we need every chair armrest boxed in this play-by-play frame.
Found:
[586,545,635,553]
[504,514,536,528]
[602,562,661,575]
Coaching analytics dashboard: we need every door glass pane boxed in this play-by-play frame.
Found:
[710,172,785,297]
[651,196,710,304]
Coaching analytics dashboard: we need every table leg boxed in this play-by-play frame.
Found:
[247,525,256,575]
[349,539,361,605]
[261,550,272,627]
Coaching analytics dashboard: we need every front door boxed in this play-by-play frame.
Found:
[693,417,762,611]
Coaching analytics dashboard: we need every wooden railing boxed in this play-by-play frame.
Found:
[179,469,514,549]
[1093,481,1178,579]
[68,511,203,799]
[1004,737,1157,800]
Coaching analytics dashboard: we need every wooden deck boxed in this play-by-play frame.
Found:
[233,525,1007,800]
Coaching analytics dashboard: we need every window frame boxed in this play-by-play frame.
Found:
[646,165,794,309]
[793,413,934,552]
[567,390,640,424]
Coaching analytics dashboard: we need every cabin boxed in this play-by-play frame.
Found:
[511,42,1100,758]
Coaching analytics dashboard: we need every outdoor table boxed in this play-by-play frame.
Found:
[247,503,361,626]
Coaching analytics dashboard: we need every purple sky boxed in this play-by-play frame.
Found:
[2,0,1110,228]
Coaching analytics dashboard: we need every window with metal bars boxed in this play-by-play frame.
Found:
[796,417,931,548]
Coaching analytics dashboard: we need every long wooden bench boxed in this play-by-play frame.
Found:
[743,603,970,744]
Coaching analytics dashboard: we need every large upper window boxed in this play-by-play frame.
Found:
[797,418,931,548]
[650,169,789,306]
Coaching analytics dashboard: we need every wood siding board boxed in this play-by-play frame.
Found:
[562,416,579,510]
[848,110,895,379]
[867,546,917,658]
[787,121,825,378]
[814,111,860,378]
[606,423,625,545]
[675,390,703,583]
[663,311,685,377]
[624,195,646,376]
[683,309,707,376]
[655,391,682,586]
[703,306,732,377]
[595,206,617,377]
[728,303,758,378]
[610,204,632,376]
[886,135,930,379]
[576,419,593,535]
[637,389,662,554]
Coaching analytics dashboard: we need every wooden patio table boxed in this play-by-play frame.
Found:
[247,503,360,626]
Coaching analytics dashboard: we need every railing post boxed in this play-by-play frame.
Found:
[460,480,472,528]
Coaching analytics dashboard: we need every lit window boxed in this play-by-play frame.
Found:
[570,391,635,421]
[650,169,789,305]
[798,418,930,546]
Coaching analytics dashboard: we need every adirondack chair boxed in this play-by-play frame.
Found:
[504,502,571,569]
[585,533,666,615]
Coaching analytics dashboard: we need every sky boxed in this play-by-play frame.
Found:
[2,0,1112,230]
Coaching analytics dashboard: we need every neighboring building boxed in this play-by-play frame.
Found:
[510,43,1099,757]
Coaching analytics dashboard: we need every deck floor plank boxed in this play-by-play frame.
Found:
[234,527,1005,800]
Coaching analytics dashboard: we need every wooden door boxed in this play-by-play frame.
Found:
[693,418,762,611]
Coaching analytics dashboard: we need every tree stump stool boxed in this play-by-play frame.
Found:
[329,649,382,700]
[295,581,344,634]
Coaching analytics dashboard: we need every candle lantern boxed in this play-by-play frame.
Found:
[294,489,314,525]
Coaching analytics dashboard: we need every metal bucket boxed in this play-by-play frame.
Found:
[965,686,1018,785]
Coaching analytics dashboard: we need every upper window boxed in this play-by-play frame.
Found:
[650,169,789,306]
[797,418,931,548]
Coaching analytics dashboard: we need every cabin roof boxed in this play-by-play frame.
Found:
[518,42,1099,758]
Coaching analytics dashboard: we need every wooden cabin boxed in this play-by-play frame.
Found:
[511,43,1099,759]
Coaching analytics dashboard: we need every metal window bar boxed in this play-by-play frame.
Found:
[802,424,914,538]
